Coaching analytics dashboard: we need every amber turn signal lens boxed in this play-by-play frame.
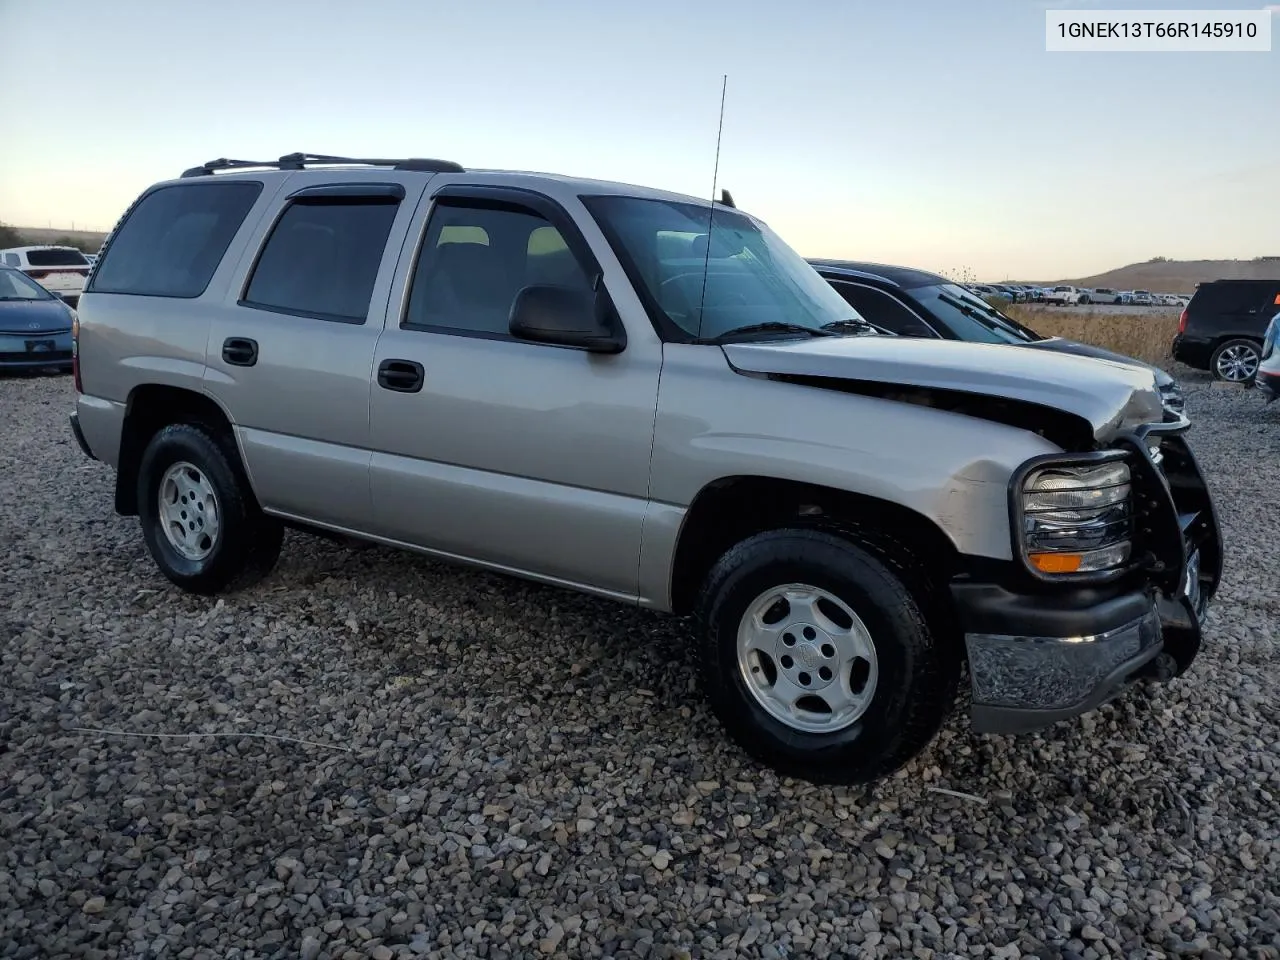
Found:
[1028,552,1083,574]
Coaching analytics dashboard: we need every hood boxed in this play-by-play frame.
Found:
[722,335,1166,443]
[0,298,73,334]
[1023,336,1174,388]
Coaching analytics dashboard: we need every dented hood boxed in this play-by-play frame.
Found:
[722,335,1165,441]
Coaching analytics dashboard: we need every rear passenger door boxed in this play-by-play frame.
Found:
[203,176,428,532]
[366,184,663,600]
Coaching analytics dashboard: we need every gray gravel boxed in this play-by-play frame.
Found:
[2,370,1278,960]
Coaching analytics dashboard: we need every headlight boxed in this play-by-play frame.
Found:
[1018,460,1132,576]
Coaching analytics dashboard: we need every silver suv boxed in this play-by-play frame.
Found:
[68,153,1223,784]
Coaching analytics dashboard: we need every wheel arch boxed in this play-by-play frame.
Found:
[114,384,241,516]
[668,475,962,617]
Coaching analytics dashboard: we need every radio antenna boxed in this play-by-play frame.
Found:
[696,74,728,340]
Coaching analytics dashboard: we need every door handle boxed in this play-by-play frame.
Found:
[377,358,425,393]
[222,337,258,367]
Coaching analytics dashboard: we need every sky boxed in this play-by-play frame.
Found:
[0,0,1276,280]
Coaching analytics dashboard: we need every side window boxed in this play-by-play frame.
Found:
[831,282,937,338]
[90,181,263,298]
[2,253,19,266]
[242,197,399,323]
[403,200,592,336]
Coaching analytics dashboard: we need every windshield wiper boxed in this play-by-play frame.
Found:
[701,322,833,343]
[820,317,886,335]
[936,292,1030,339]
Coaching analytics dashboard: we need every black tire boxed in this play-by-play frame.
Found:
[1079,295,1091,305]
[136,423,283,595]
[694,528,956,785]
[1209,338,1261,383]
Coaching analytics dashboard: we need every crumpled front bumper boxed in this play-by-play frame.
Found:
[954,423,1222,735]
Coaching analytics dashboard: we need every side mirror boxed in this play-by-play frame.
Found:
[509,284,626,354]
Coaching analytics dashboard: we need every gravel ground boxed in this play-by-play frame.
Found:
[1,371,1277,960]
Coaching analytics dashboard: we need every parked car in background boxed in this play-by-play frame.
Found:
[0,264,76,372]
[1088,287,1123,305]
[1254,311,1280,402]
[1131,290,1154,306]
[1043,285,1083,305]
[1173,279,1280,382]
[990,283,1025,302]
[810,260,1185,415]
[68,151,1220,785]
[0,245,92,306]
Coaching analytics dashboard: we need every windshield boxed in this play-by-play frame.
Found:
[582,195,861,340]
[0,267,54,301]
[906,283,1047,345]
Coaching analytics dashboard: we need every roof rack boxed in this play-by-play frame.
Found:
[180,152,465,178]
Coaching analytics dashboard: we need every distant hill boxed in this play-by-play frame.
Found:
[1049,258,1280,295]
[9,227,110,251]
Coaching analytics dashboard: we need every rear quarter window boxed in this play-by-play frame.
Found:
[90,181,264,298]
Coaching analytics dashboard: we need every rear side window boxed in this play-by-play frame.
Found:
[27,248,87,267]
[2,253,18,266]
[241,197,399,324]
[91,182,262,298]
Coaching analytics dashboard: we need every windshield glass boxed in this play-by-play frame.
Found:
[907,283,1047,345]
[582,195,861,339]
[0,267,54,301]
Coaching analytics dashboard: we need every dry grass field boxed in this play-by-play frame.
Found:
[1008,305,1181,367]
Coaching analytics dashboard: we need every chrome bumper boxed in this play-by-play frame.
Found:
[966,607,1163,735]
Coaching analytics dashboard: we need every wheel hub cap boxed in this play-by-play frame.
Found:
[157,461,220,561]
[736,583,879,734]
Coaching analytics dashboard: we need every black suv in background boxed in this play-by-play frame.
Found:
[1171,279,1280,382]
[809,259,1186,414]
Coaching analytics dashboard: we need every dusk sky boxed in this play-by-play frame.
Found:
[1,0,1276,280]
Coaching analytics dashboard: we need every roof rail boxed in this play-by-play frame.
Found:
[180,152,465,178]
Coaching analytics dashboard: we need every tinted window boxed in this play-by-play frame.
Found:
[829,282,936,337]
[27,248,88,267]
[404,201,592,336]
[91,182,262,298]
[242,198,399,323]
[1190,282,1279,313]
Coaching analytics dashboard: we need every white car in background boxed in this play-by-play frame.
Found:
[0,245,92,305]
[1131,290,1155,306]
[1084,287,1123,305]
[1043,285,1084,305]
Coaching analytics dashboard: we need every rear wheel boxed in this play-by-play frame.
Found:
[136,423,282,594]
[695,528,955,785]
[1210,338,1261,382]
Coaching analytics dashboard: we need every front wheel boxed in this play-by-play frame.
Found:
[136,423,283,595]
[695,529,955,785]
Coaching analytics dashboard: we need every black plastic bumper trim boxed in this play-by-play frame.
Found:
[69,413,96,461]
[950,581,1152,639]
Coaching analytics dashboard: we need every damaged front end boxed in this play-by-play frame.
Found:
[953,415,1223,734]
